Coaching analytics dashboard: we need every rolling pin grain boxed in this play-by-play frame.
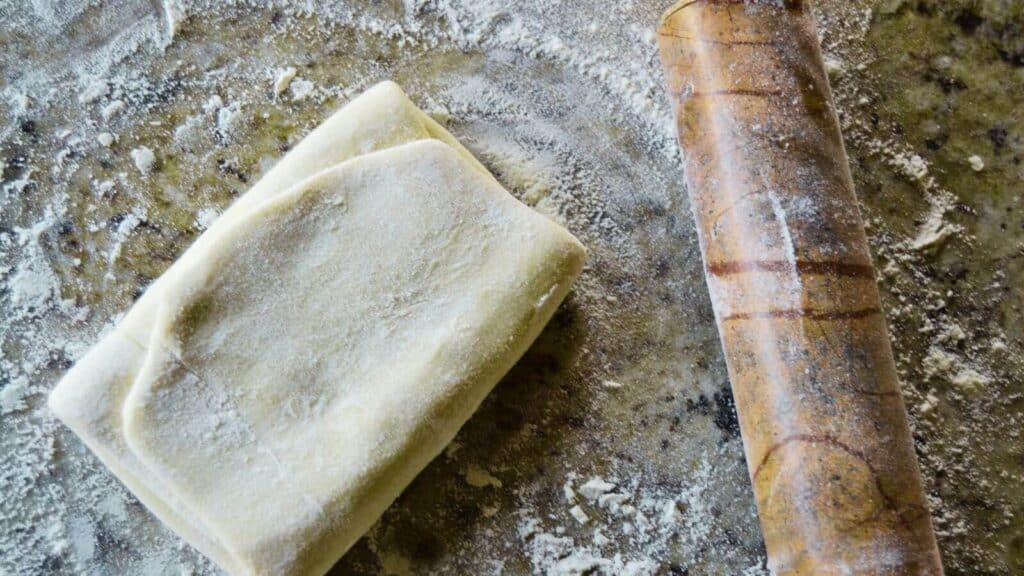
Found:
[657,1,943,573]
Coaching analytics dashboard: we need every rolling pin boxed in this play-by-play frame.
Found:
[656,1,944,573]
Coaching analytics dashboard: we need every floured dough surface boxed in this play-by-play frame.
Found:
[48,83,585,576]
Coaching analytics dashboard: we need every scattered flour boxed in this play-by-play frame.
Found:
[949,367,990,393]
[923,346,993,395]
[516,457,767,576]
[892,151,929,181]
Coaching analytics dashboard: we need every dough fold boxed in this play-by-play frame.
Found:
[49,82,585,576]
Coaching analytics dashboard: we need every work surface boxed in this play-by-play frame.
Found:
[1,1,1021,574]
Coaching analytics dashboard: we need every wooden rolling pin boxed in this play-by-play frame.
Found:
[656,1,943,573]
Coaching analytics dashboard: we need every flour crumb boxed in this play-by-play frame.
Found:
[195,207,220,230]
[918,391,941,415]
[203,94,224,114]
[93,179,116,197]
[465,464,503,488]
[8,255,59,312]
[78,79,108,104]
[0,375,30,414]
[101,100,126,121]
[173,115,205,152]
[290,78,315,101]
[578,477,616,501]
[130,146,156,175]
[216,103,245,143]
[106,209,146,277]
[569,505,589,525]
[923,345,991,395]
[597,492,630,513]
[824,55,845,77]
[894,152,929,181]
[273,66,298,96]
[910,200,956,252]
[950,367,990,393]
[563,474,578,503]
[163,0,185,42]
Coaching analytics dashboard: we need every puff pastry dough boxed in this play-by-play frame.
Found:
[49,82,585,575]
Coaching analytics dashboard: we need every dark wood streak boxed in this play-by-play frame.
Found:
[706,259,876,279]
[849,388,899,398]
[753,433,867,481]
[752,433,921,533]
[723,306,881,322]
[663,0,805,22]
[656,31,777,46]
[691,88,782,98]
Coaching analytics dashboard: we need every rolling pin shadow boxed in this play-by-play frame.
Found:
[656,0,944,573]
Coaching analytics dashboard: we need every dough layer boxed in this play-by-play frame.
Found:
[49,83,585,575]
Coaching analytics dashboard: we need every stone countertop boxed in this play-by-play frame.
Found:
[0,1,1021,574]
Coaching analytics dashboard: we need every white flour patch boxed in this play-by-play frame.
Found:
[105,208,147,279]
[195,207,221,230]
[174,114,206,152]
[216,102,246,143]
[910,195,958,252]
[273,66,298,96]
[0,376,30,415]
[7,250,59,312]
[289,78,316,101]
[515,455,768,576]
[131,146,157,175]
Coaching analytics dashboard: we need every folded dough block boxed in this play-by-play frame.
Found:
[49,84,585,575]
[49,81,481,572]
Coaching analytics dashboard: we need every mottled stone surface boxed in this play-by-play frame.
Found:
[0,1,1021,575]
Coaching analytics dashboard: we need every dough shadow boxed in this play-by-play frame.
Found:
[328,294,592,574]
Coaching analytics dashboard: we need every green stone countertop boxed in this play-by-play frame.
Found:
[0,1,1021,574]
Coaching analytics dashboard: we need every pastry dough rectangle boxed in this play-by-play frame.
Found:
[49,82,585,575]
